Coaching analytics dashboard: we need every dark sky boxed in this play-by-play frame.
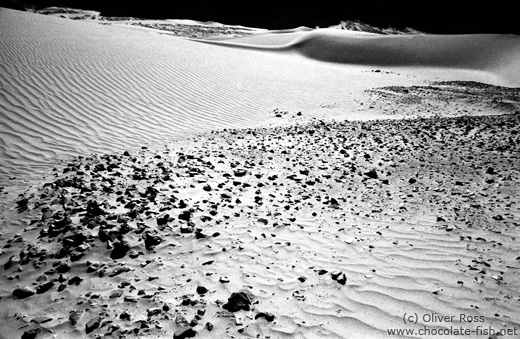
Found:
[3,0,519,34]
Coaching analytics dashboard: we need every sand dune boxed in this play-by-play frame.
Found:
[1,7,520,339]
[1,8,519,185]
[202,29,520,85]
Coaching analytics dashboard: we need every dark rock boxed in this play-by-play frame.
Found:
[31,316,52,324]
[196,286,208,295]
[255,312,275,322]
[205,322,213,331]
[85,316,101,334]
[110,239,130,259]
[157,214,170,226]
[175,315,190,327]
[86,201,105,217]
[13,287,35,299]
[331,271,342,280]
[179,209,193,222]
[98,229,109,242]
[21,328,41,339]
[109,289,123,298]
[195,230,206,239]
[173,328,196,339]
[62,232,87,248]
[258,218,268,225]
[69,250,85,262]
[56,263,71,273]
[144,231,162,251]
[222,291,251,312]
[147,308,162,317]
[408,178,417,184]
[364,169,378,179]
[337,273,347,285]
[180,225,193,233]
[68,276,83,285]
[108,267,130,277]
[69,310,82,325]
[16,197,29,209]
[36,282,55,294]
[233,169,247,177]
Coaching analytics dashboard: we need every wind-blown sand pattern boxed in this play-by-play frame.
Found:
[1,6,520,339]
[2,8,520,184]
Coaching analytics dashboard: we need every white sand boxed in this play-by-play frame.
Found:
[1,7,520,339]
[2,8,519,184]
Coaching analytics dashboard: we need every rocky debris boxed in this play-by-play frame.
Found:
[173,327,197,339]
[1,109,519,339]
[196,286,208,295]
[175,314,190,327]
[147,308,162,317]
[110,239,130,259]
[330,271,342,280]
[69,310,82,325]
[365,81,520,117]
[144,231,162,250]
[157,214,170,227]
[364,169,378,179]
[21,328,41,339]
[12,287,36,299]
[127,21,253,39]
[337,273,347,285]
[255,312,275,322]
[16,196,30,211]
[233,169,247,177]
[85,316,102,334]
[178,209,193,222]
[36,282,54,294]
[223,292,252,312]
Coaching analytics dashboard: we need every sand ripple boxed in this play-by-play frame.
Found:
[2,9,520,185]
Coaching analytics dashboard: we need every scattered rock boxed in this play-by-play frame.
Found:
[21,328,41,339]
[85,316,101,334]
[364,169,378,179]
[196,286,208,295]
[255,312,275,322]
[69,310,82,325]
[110,239,130,259]
[173,327,197,339]
[13,287,35,299]
[36,282,54,294]
[223,291,252,312]
[144,231,162,250]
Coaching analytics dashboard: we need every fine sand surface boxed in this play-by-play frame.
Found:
[1,7,520,339]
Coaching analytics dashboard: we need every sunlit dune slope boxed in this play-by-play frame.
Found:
[1,7,519,184]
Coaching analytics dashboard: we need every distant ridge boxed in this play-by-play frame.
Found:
[329,19,425,35]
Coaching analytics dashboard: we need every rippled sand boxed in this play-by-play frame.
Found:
[1,7,520,339]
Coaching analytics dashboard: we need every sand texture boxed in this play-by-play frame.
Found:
[1,7,520,339]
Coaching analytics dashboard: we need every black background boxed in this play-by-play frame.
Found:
[2,0,519,34]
